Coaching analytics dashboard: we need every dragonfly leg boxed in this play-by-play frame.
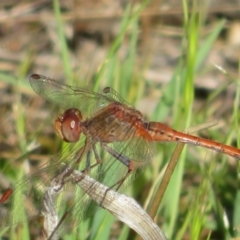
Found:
[98,143,137,206]
[100,143,131,167]
[99,166,134,207]
[82,144,102,174]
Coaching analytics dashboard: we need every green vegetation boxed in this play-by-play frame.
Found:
[0,0,240,239]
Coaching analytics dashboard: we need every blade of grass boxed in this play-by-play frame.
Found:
[8,52,32,240]
[149,1,204,238]
[94,0,150,91]
[53,0,73,82]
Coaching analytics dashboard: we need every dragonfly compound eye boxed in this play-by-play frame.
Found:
[60,108,82,142]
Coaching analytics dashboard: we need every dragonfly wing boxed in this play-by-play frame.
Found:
[29,74,116,116]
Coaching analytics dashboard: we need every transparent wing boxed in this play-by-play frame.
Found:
[101,86,133,108]
[29,74,119,117]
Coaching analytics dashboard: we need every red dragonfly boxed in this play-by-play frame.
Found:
[1,74,240,239]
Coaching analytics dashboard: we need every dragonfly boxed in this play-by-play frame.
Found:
[1,73,240,239]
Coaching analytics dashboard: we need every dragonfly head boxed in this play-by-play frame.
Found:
[55,108,82,142]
